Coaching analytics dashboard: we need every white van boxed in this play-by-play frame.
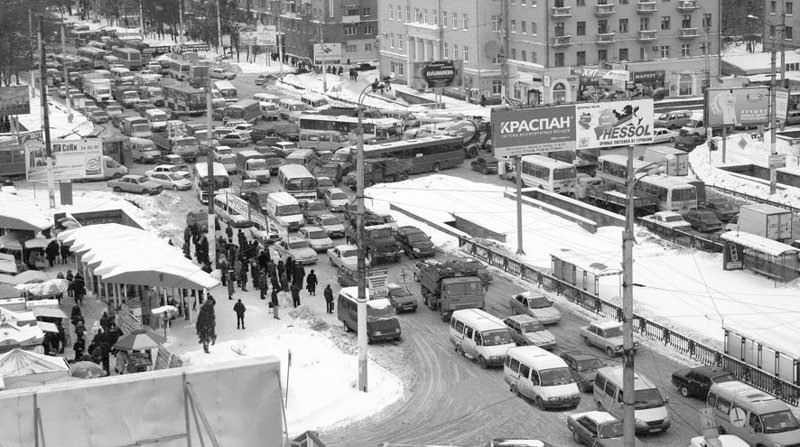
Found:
[265,191,305,231]
[707,381,800,447]
[593,366,671,434]
[102,156,129,179]
[298,130,350,152]
[680,112,705,137]
[214,80,238,103]
[285,148,319,171]
[278,98,307,122]
[253,93,279,104]
[300,92,329,110]
[144,108,168,132]
[449,308,515,368]
[130,137,161,163]
[503,346,581,410]
[259,102,280,121]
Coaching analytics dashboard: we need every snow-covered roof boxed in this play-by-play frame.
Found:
[719,231,799,257]
[551,248,622,277]
[0,193,53,232]
[722,51,800,75]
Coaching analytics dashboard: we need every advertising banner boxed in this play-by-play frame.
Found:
[313,43,342,65]
[25,138,104,182]
[577,68,630,101]
[705,87,785,127]
[491,105,576,157]
[575,99,654,149]
[254,26,277,46]
[0,86,31,116]
[629,70,666,99]
[410,60,463,90]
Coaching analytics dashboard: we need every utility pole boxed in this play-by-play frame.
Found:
[780,0,786,86]
[277,0,284,75]
[61,22,72,124]
[138,0,145,38]
[703,24,712,157]
[622,145,636,447]
[178,0,185,44]
[319,20,327,93]
[515,156,524,255]
[206,69,216,272]
[216,0,223,52]
[769,36,778,195]
[38,17,55,210]
[356,88,368,392]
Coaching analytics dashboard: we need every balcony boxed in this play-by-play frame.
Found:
[552,35,573,47]
[636,1,657,14]
[680,27,700,39]
[596,32,616,44]
[594,4,616,17]
[551,6,572,18]
[677,0,700,11]
[341,15,362,23]
[638,30,658,41]
[280,11,298,20]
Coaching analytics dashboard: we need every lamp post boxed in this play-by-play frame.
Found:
[206,56,229,271]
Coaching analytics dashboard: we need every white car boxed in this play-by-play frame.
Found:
[640,211,691,230]
[146,172,192,191]
[274,237,318,265]
[324,187,349,212]
[689,435,749,447]
[311,213,345,238]
[327,244,370,270]
[209,67,236,80]
[650,127,679,144]
[146,164,191,180]
[509,291,562,325]
[298,226,335,252]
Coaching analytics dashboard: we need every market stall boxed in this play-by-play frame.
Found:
[0,348,70,390]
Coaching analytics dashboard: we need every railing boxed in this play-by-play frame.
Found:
[458,236,800,405]
[704,184,800,214]
[551,6,572,17]
[638,30,658,41]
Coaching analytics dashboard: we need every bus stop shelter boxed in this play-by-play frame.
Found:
[719,232,800,282]
[550,248,622,297]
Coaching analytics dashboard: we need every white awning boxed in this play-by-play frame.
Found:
[719,231,800,257]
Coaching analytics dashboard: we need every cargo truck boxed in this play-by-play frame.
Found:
[150,121,199,162]
[726,204,794,242]
[85,78,112,103]
[121,116,152,139]
[343,211,401,264]
[188,65,210,88]
[235,150,271,184]
[112,85,140,108]
[419,262,485,322]
[642,145,689,176]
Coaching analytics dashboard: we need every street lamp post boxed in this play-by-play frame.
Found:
[206,56,228,271]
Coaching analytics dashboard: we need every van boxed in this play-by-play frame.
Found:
[337,286,402,343]
[265,191,305,231]
[707,381,800,446]
[144,108,168,132]
[109,67,134,84]
[259,102,280,121]
[300,92,329,109]
[102,155,129,179]
[298,130,350,153]
[786,109,800,125]
[214,80,238,103]
[285,149,319,171]
[449,308,516,368]
[655,109,693,129]
[278,98,307,121]
[252,93,279,105]
[503,346,581,410]
[680,113,705,137]
[130,137,161,164]
[593,366,671,434]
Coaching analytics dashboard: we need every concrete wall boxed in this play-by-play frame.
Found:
[518,188,625,229]
[505,191,598,234]
[452,214,507,242]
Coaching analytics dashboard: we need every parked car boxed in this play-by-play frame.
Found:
[578,319,639,357]
[671,366,735,399]
[684,208,724,232]
[650,127,679,144]
[315,176,336,198]
[255,73,276,85]
[147,172,192,191]
[274,237,318,265]
[689,435,749,447]
[640,211,692,231]
[210,67,236,80]
[134,100,157,116]
[302,200,329,221]
[470,156,499,174]
[327,244,369,270]
[107,174,163,195]
[395,225,435,258]
[674,133,706,152]
[89,110,110,124]
[508,291,561,325]
[703,199,739,222]
[146,164,191,180]
[485,439,553,447]
[560,351,606,392]
[218,132,251,147]
[298,226,334,252]
[387,283,417,313]
[323,187,349,212]
[311,213,345,238]
[503,315,557,349]
[566,411,624,447]
[445,257,492,287]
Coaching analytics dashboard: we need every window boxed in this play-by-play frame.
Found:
[598,19,608,34]
[464,326,473,338]
[788,3,794,15]
[660,46,670,58]
[398,38,403,50]
[491,15,501,32]
[344,25,356,36]
[521,21,527,34]
[640,46,647,60]
[521,50,527,62]
[577,51,586,65]
[492,80,502,94]
[414,7,420,22]
[750,413,763,433]
[640,17,650,30]
[681,43,690,56]
[771,0,776,13]
[510,48,517,60]
[363,7,370,16]
[463,13,469,30]
[555,52,565,67]
[619,48,628,61]
[598,49,608,62]
[463,45,470,62]
[433,8,438,25]
[555,22,565,37]
[595,375,607,391]
[521,0,527,5]
[345,44,357,52]
[453,44,459,60]
[442,10,448,27]
[443,42,449,59]
[619,18,628,33]
[364,25,372,34]
[398,64,404,75]
[389,34,395,48]
[679,73,693,95]
[422,8,428,24]
[577,21,586,36]
[703,13,712,29]
[577,0,585,5]
[389,4,394,20]
[532,51,537,63]
[346,6,360,15]
[511,20,517,33]
[604,382,618,398]
[661,16,670,30]
[518,363,531,379]
[532,22,537,34]
[682,15,692,29]
[400,5,406,21]
[787,26,794,39]
[453,12,460,29]
[509,357,520,372]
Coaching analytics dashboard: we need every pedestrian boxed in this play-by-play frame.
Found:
[285,257,295,285]
[70,302,82,325]
[306,269,317,295]
[227,270,235,300]
[233,299,246,329]
[225,225,233,243]
[338,66,343,76]
[46,240,59,267]
[99,311,113,333]
[280,270,289,292]
[270,272,280,292]
[267,258,277,279]
[259,248,270,269]
[196,300,216,353]
[480,94,487,107]
[234,259,243,288]
[324,284,334,313]
[73,272,85,305]
[66,269,74,297]
[60,242,70,264]
[276,259,285,279]
[271,288,280,319]
[259,268,268,300]
[294,263,305,289]
[73,333,85,361]
[250,258,259,290]
[115,349,129,375]
[290,282,301,308]
[106,323,123,348]
[219,258,228,286]
[239,266,248,292]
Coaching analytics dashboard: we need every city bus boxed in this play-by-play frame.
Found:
[596,154,650,186]
[162,85,206,116]
[519,155,578,194]
[110,47,142,70]
[76,47,109,69]
[223,100,261,124]
[635,175,698,214]
[361,135,464,174]
[299,114,403,142]
[277,164,317,201]
[192,161,231,204]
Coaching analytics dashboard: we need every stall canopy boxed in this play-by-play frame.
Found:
[0,192,53,232]
[0,348,70,389]
[58,224,219,290]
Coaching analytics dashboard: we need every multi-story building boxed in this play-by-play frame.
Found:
[377,0,722,105]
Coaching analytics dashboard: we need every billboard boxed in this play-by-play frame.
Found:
[0,85,31,116]
[492,99,654,157]
[705,87,788,127]
[254,26,277,46]
[25,138,104,182]
[313,43,342,64]
[410,60,463,90]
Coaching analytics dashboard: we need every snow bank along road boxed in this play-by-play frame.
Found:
[321,254,708,447]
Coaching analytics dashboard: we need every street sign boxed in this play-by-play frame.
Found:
[769,153,787,169]
[367,268,389,298]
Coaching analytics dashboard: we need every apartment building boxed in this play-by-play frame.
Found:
[759,0,797,52]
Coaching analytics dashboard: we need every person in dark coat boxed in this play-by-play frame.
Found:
[46,240,59,267]
[290,283,301,308]
[267,259,277,280]
[270,272,280,292]
[73,333,85,361]
[324,285,334,313]
[279,270,289,292]
[219,259,228,286]
[106,323,123,348]
[271,288,280,319]
[276,259,285,279]
[225,225,233,242]
[306,270,318,295]
[285,257,295,285]
[66,269,74,297]
[60,242,70,264]
[233,259,243,288]
[227,270,235,300]
[73,272,85,305]
[259,269,268,300]
[239,265,248,292]
[233,299,246,329]
[99,311,113,333]
[294,263,305,288]
[250,258,259,289]
[259,249,270,269]
[70,302,82,326]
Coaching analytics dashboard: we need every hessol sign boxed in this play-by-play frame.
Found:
[422,61,457,88]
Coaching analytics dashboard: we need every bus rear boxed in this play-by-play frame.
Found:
[193,162,231,204]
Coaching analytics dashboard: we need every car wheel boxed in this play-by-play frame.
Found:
[142,189,150,195]
[717,426,726,435]
[606,346,615,357]
[112,172,123,179]
[477,356,488,369]
[343,322,351,333]
[432,162,441,172]
[583,336,591,346]
[669,137,675,142]
[455,344,463,355]
[113,186,122,192]
[700,224,707,232]
[596,400,604,410]
[171,185,177,190]
[534,397,545,410]
[482,168,489,175]
[511,306,517,315]
[510,383,520,397]
[680,385,691,398]
[572,430,582,444]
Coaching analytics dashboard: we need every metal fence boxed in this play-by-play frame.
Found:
[705,184,800,214]
[457,236,800,405]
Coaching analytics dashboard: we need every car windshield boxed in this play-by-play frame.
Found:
[599,421,623,438]
[633,389,665,410]
[459,260,484,270]
[657,113,670,120]
[527,296,551,309]
[407,233,429,243]
[249,160,267,169]
[277,204,302,216]
[306,229,327,239]
[714,203,734,212]
[340,248,357,258]
[330,191,347,200]
[698,212,718,221]
[388,288,412,298]
[603,326,623,338]
[174,139,195,148]
[368,228,393,238]
[520,320,544,332]
[368,305,395,319]
[663,215,683,223]
[540,367,574,386]
[134,177,147,183]
[288,240,309,249]
[307,202,326,212]
[481,329,513,346]
[762,410,800,433]
[576,357,604,372]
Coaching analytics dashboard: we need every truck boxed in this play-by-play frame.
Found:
[343,208,401,264]
[85,78,112,103]
[138,85,165,106]
[121,116,152,139]
[418,262,485,322]
[188,65,210,88]
[112,85,140,108]
[150,120,199,162]
[235,150,270,184]
[343,158,412,190]
[643,145,689,176]
[577,181,659,216]
[727,204,793,242]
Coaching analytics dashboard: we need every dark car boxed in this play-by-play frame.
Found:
[684,209,724,232]
[703,199,739,222]
[445,257,492,286]
[471,156,499,175]
[135,100,157,116]
[560,351,606,392]
[566,411,624,447]
[387,284,417,313]
[395,225,435,258]
[671,366,735,399]
[674,134,706,152]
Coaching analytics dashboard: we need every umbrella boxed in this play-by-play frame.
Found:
[14,278,68,297]
[113,328,166,351]
[24,238,51,249]
[69,361,108,379]
[3,270,48,285]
